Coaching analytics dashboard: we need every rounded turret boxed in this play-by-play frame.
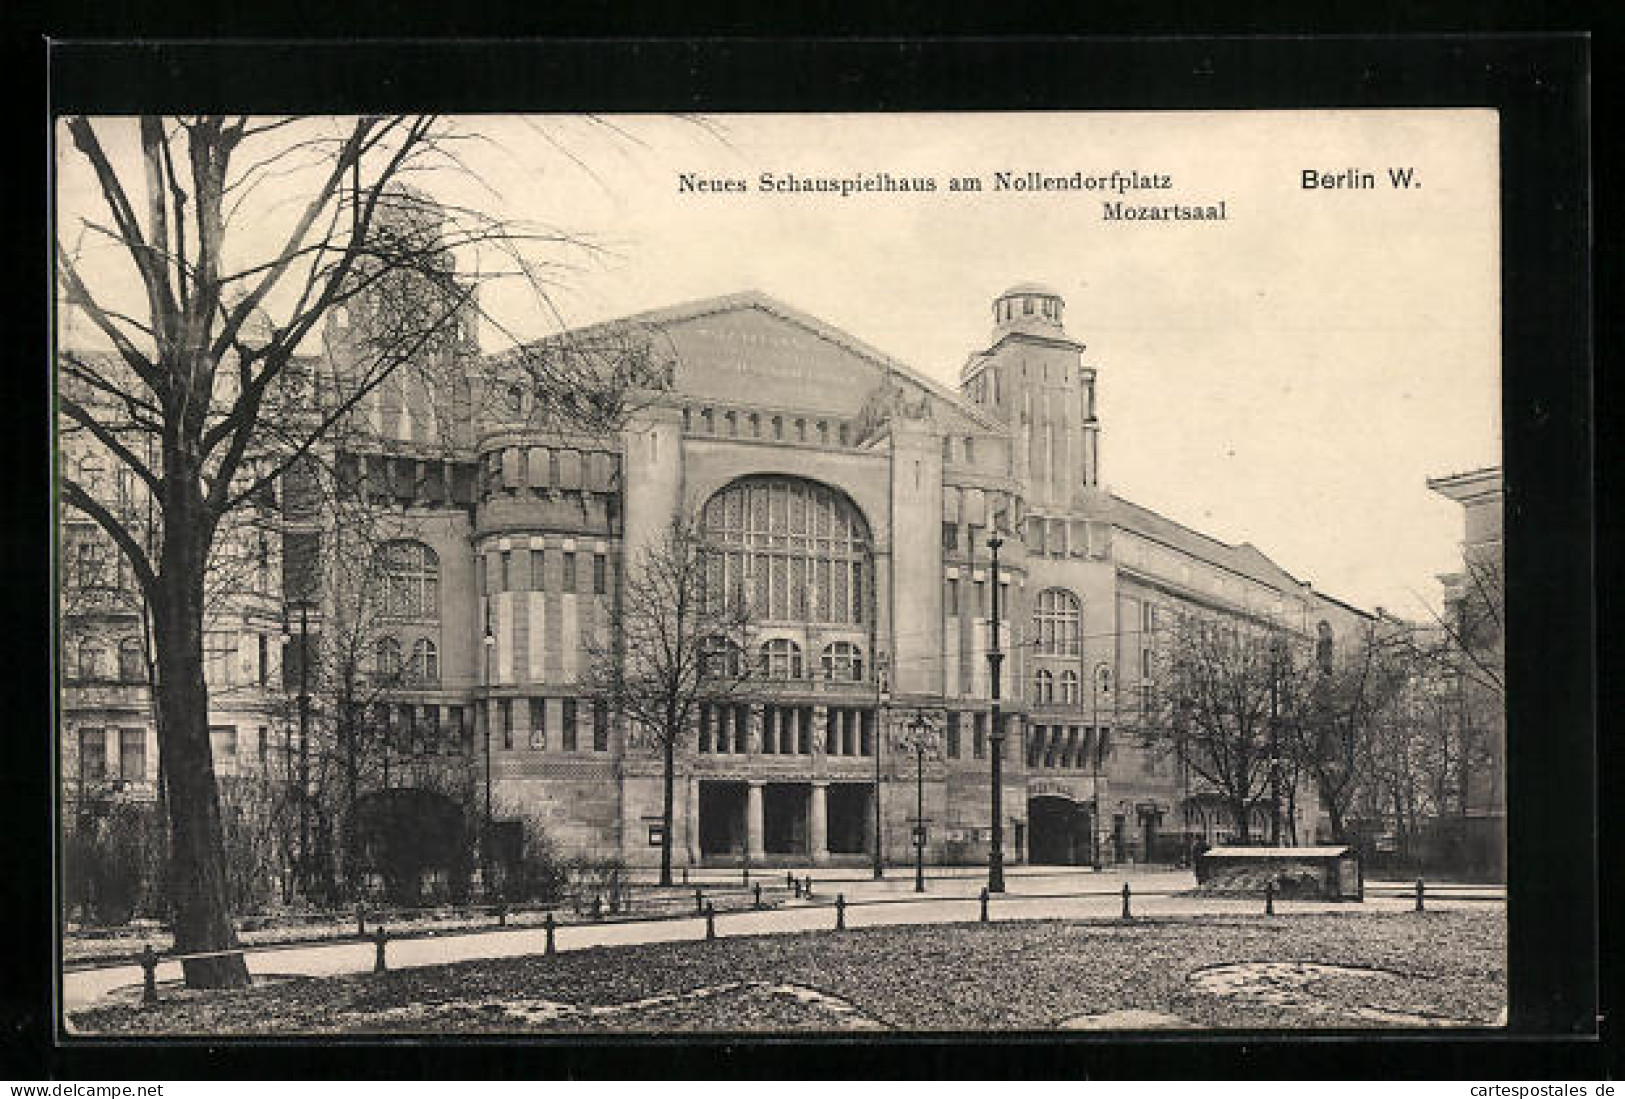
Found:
[992,283,1066,337]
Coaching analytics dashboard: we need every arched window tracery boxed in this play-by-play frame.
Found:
[372,540,440,621]
[700,476,872,626]
[1032,588,1082,656]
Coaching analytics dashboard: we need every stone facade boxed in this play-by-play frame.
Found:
[314,281,1371,870]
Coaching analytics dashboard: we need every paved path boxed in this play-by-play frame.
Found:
[61,868,1502,1015]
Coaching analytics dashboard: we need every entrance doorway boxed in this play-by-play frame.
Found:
[763,783,809,856]
[698,781,746,856]
[826,783,873,855]
[1027,795,1089,865]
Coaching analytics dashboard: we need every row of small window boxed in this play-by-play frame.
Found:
[941,712,1011,761]
[705,639,866,682]
[479,548,610,596]
[74,727,148,783]
[486,697,611,752]
[375,637,439,683]
[72,637,147,682]
[696,703,875,756]
[1024,724,1114,771]
[684,407,856,447]
[941,575,1013,618]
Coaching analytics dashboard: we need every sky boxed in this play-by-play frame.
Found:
[57,112,1501,619]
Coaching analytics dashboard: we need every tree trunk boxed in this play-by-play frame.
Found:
[659,730,675,887]
[1232,797,1251,844]
[151,517,250,989]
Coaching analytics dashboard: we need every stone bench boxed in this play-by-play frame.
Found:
[1194,845,1362,900]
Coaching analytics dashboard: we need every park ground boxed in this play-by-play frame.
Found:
[68,906,1504,1034]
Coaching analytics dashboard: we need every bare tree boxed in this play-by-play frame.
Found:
[583,517,754,886]
[1145,616,1293,845]
[55,115,644,985]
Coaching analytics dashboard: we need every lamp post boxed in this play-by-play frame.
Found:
[282,602,312,898]
[987,532,1006,894]
[874,651,889,880]
[1268,634,1285,846]
[906,710,933,893]
[482,606,495,883]
[1091,662,1112,871]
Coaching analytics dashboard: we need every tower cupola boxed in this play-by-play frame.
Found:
[993,282,1066,338]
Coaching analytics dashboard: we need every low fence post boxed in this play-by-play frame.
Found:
[139,943,159,1006]
[804,875,813,900]
[372,926,389,974]
[743,866,750,887]
[544,911,557,956]
[836,893,847,931]
[497,903,508,928]
[786,871,795,891]
[694,888,705,915]
[1265,880,1275,916]
[980,887,990,924]
[1415,877,1426,912]
[705,901,717,941]
[356,903,366,938]
[591,893,604,921]
[1121,882,1133,921]
[754,882,763,909]
[682,866,689,886]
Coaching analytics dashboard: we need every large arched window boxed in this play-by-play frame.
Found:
[1032,668,1055,705]
[759,639,804,680]
[373,541,439,620]
[821,641,864,682]
[700,477,872,625]
[1032,588,1082,655]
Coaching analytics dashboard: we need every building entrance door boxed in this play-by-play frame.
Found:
[698,781,746,856]
[763,783,810,856]
[1027,795,1087,865]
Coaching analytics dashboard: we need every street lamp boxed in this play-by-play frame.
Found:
[874,651,890,880]
[1091,662,1112,871]
[282,601,312,898]
[482,606,495,883]
[986,532,1006,894]
[905,710,934,893]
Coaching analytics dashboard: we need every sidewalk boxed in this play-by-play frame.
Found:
[60,867,1503,1015]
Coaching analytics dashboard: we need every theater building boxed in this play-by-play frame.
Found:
[317,275,1371,873]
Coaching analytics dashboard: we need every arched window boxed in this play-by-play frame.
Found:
[410,638,438,683]
[821,641,864,682]
[1032,588,1082,655]
[1060,669,1080,705]
[700,476,873,625]
[702,636,746,679]
[759,639,803,680]
[78,639,107,680]
[1032,668,1055,705]
[373,541,439,620]
[376,637,403,681]
[118,637,145,682]
[505,384,524,417]
[75,540,107,588]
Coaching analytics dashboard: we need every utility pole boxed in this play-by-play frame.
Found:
[987,532,1006,894]
[482,603,495,889]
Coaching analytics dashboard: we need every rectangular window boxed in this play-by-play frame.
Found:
[529,698,547,750]
[451,705,468,754]
[209,725,237,760]
[941,521,959,553]
[258,726,269,765]
[79,728,105,782]
[501,550,512,591]
[593,699,609,751]
[426,707,441,755]
[563,552,577,592]
[946,712,961,758]
[974,580,987,617]
[562,699,578,752]
[531,547,546,590]
[499,699,513,750]
[973,713,987,760]
[257,634,269,686]
[593,554,608,595]
[946,578,960,616]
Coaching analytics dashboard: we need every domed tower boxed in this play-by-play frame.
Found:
[961,283,1100,511]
